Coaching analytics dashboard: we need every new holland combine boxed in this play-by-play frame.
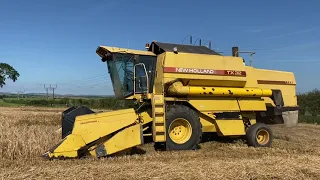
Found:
[42,41,299,159]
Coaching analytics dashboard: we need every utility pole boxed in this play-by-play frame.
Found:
[50,84,57,99]
[17,89,25,100]
[20,89,25,98]
[44,84,50,99]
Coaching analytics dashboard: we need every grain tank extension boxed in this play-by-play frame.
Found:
[42,41,299,159]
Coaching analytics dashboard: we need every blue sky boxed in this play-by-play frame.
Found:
[0,0,319,95]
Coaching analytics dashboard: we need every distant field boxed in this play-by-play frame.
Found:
[0,106,320,179]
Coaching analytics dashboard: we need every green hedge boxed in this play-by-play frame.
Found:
[296,89,320,124]
[297,89,320,116]
[3,97,136,110]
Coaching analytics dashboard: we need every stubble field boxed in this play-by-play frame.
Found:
[0,106,320,180]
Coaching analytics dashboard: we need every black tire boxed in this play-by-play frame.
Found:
[246,123,273,147]
[154,142,166,151]
[165,105,202,150]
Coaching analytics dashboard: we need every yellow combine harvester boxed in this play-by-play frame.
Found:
[42,41,299,159]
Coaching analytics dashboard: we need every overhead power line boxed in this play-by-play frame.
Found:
[57,78,112,90]
[56,74,109,85]
[44,85,50,99]
[50,84,57,99]
[17,89,25,99]
[44,84,58,99]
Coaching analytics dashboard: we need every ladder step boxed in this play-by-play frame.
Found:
[155,126,165,132]
[155,123,164,126]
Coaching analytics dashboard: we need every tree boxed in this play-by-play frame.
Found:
[0,63,20,88]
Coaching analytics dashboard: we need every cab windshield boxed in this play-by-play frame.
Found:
[106,53,156,98]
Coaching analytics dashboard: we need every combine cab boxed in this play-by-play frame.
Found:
[42,41,299,159]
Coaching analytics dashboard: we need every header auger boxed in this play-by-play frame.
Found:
[42,41,299,159]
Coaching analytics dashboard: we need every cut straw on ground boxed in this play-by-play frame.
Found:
[0,106,320,180]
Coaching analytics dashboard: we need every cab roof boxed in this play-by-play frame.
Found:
[96,41,221,58]
[96,45,156,58]
[149,41,221,55]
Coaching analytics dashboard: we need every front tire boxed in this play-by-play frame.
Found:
[165,105,202,150]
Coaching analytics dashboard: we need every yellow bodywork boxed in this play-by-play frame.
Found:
[160,51,297,107]
[43,109,143,159]
[162,52,247,87]
[157,50,297,134]
[43,42,298,159]
[215,120,246,136]
[167,81,273,97]
[88,123,142,157]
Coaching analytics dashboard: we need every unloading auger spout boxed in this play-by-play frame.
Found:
[42,106,144,159]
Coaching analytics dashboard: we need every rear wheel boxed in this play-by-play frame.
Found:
[165,105,202,150]
[246,123,273,147]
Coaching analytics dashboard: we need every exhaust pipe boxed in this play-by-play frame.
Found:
[232,46,239,57]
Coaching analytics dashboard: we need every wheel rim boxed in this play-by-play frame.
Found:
[168,118,192,144]
[256,129,270,145]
